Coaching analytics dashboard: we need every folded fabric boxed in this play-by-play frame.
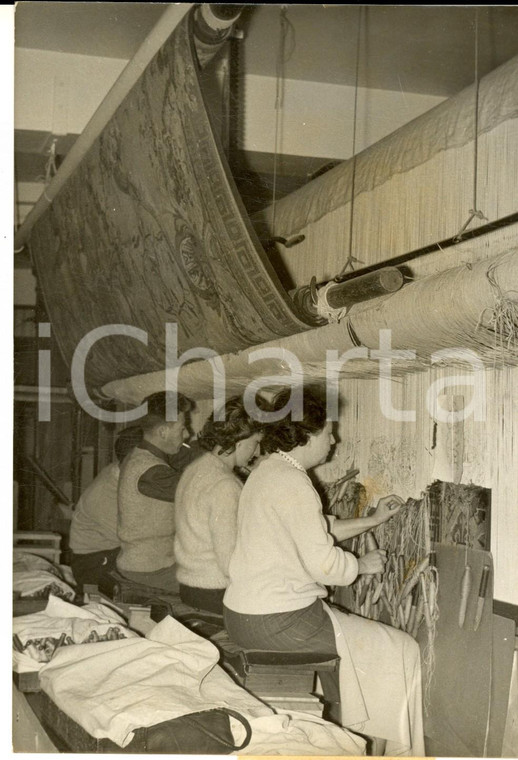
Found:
[239,711,366,756]
[13,551,63,576]
[13,595,137,668]
[39,615,271,747]
[13,570,75,601]
[13,553,76,602]
[12,650,41,674]
[39,615,365,755]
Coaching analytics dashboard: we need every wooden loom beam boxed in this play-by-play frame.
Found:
[291,267,405,323]
[100,245,518,405]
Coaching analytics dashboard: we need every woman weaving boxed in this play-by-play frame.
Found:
[223,386,424,756]
[174,396,264,614]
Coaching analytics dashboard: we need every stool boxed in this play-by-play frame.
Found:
[211,629,340,717]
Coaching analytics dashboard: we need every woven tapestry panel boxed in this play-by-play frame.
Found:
[29,14,307,389]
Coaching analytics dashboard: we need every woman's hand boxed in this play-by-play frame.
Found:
[330,494,403,543]
[358,549,387,575]
[371,494,404,525]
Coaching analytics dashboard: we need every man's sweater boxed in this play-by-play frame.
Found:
[223,453,359,615]
[117,441,199,573]
[174,452,243,590]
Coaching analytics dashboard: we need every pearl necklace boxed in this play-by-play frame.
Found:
[276,450,306,473]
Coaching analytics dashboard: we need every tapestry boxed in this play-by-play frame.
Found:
[28,11,308,390]
[427,480,491,551]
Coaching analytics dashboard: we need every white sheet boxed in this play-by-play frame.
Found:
[324,602,425,756]
[13,595,138,670]
[39,614,366,755]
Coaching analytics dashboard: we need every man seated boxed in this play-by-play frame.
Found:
[116,391,199,593]
[69,426,142,593]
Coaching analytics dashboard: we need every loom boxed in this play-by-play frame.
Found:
[101,46,518,403]
[14,7,518,404]
[253,54,518,286]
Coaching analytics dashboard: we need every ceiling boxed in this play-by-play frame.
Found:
[14,3,518,96]
[13,3,518,221]
[14,2,168,61]
[242,4,518,96]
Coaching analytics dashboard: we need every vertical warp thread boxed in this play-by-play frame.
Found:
[272,7,295,236]
[340,5,363,275]
[454,7,487,241]
[472,8,481,215]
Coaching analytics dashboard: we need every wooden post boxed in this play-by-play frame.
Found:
[70,404,84,505]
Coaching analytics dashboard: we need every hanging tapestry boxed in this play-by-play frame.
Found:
[28,11,308,390]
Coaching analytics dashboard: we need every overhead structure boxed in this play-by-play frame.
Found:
[101,49,518,405]
[18,7,518,404]
[252,54,518,289]
[102,247,518,404]
[21,6,311,390]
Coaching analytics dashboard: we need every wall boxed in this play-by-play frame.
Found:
[14,268,36,306]
[240,74,445,158]
[14,47,445,228]
[315,365,518,605]
[15,48,127,135]
[15,48,444,157]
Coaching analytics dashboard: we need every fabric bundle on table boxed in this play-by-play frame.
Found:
[13,552,75,602]
[39,615,366,755]
[13,595,138,671]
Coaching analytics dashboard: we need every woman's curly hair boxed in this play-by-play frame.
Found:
[199,396,263,455]
[261,386,327,454]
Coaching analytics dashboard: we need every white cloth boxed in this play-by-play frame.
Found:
[13,552,76,600]
[224,453,359,614]
[13,551,62,575]
[13,570,75,601]
[239,710,366,756]
[12,650,41,674]
[13,595,137,670]
[39,615,270,747]
[324,603,425,756]
[39,615,366,755]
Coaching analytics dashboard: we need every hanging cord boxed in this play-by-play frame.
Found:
[338,5,364,275]
[454,8,487,242]
[271,6,295,236]
[45,138,59,186]
[14,163,22,233]
[14,164,26,252]
[39,137,60,203]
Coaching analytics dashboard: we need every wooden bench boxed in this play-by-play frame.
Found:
[104,571,339,716]
[212,630,339,716]
[24,690,160,753]
[14,532,62,565]
[106,570,225,638]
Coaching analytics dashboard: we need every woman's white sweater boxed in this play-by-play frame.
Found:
[224,453,359,615]
[174,452,243,590]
